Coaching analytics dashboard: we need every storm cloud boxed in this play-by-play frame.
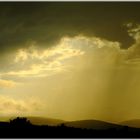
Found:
[0,2,140,54]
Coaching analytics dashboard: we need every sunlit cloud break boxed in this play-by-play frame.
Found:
[1,36,85,78]
[0,34,139,80]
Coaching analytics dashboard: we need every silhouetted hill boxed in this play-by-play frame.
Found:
[27,116,65,126]
[0,116,125,129]
[0,116,65,126]
[121,119,140,128]
[0,117,139,138]
[0,121,9,127]
[64,120,124,130]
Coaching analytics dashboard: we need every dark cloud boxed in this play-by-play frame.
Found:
[0,2,140,54]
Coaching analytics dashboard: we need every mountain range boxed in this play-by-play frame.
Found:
[0,116,140,130]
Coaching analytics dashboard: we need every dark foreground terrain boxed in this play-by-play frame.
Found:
[1,117,140,138]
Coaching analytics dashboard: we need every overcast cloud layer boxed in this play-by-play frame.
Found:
[0,2,140,53]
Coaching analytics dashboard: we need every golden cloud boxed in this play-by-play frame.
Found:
[0,79,17,88]
[0,95,44,116]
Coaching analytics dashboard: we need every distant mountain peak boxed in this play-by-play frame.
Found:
[64,119,123,130]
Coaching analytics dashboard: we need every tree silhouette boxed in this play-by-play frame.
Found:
[10,117,31,127]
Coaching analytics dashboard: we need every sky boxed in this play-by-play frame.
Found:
[1,2,140,123]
